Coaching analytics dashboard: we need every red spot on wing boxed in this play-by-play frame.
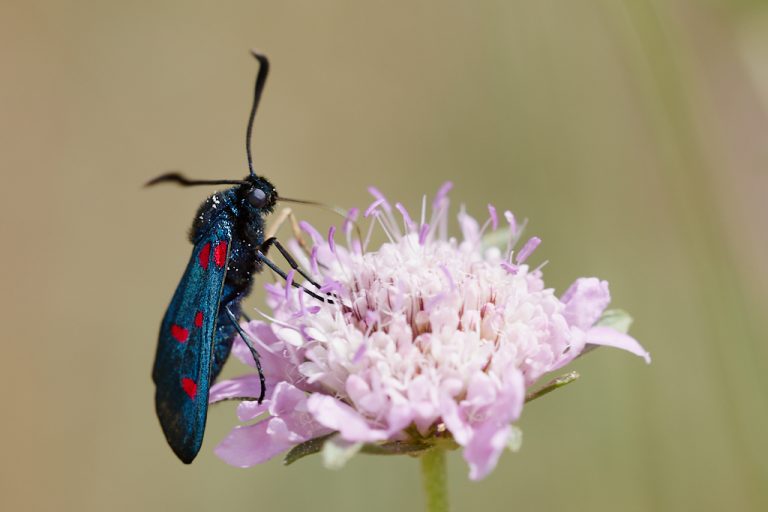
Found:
[194,311,203,328]
[170,324,189,343]
[214,241,228,268]
[198,243,211,269]
[181,378,197,399]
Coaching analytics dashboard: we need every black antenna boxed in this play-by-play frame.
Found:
[246,51,270,177]
[145,172,248,188]
[278,197,363,242]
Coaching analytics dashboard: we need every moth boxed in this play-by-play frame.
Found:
[148,52,325,463]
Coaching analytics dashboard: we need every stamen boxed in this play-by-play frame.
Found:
[478,216,492,241]
[488,204,498,230]
[364,198,386,218]
[368,187,402,238]
[285,269,295,301]
[299,221,323,244]
[373,212,396,244]
[380,208,402,240]
[428,197,449,242]
[395,202,415,231]
[432,181,453,210]
[343,207,359,235]
[297,282,306,313]
[310,246,319,274]
[504,210,517,236]
[362,214,378,251]
[501,261,518,275]
[327,226,337,254]
[516,237,541,264]
[419,223,430,245]
[368,186,392,212]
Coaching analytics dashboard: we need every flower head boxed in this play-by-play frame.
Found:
[211,183,649,480]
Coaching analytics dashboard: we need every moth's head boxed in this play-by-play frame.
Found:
[242,174,277,214]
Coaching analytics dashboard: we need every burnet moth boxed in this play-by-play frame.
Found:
[147,51,327,463]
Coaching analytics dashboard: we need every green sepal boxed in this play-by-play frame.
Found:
[596,308,633,333]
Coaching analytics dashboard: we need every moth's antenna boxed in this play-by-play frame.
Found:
[247,51,270,178]
[145,172,248,188]
[279,196,363,242]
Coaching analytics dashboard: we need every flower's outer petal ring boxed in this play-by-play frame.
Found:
[209,375,268,404]
[307,394,389,443]
[586,326,651,363]
[214,421,296,467]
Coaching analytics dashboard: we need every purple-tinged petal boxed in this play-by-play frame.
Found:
[266,417,305,444]
[587,326,651,363]
[276,326,304,348]
[561,278,611,329]
[215,420,295,467]
[440,395,472,445]
[209,375,265,404]
[268,382,308,417]
[465,372,497,407]
[465,423,513,480]
[306,394,388,442]
[231,321,280,366]
[386,401,414,435]
[237,400,269,422]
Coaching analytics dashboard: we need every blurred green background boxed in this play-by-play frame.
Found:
[2,1,767,510]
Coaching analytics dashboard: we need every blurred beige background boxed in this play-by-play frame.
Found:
[2,1,767,511]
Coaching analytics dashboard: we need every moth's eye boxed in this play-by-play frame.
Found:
[248,188,268,208]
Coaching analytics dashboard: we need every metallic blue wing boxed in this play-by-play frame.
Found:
[152,221,232,464]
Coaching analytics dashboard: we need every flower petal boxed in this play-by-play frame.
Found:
[465,423,513,480]
[214,420,296,467]
[231,321,280,366]
[237,400,269,422]
[306,394,388,442]
[586,326,651,363]
[561,278,611,329]
[209,375,265,404]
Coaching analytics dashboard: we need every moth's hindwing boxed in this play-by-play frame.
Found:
[152,222,232,463]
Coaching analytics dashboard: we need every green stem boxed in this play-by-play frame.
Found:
[420,447,449,512]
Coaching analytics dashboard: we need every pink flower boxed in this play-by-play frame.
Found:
[211,183,649,480]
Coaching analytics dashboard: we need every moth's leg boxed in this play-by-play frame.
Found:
[262,207,336,303]
[261,237,322,290]
[256,250,331,303]
[225,306,265,404]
